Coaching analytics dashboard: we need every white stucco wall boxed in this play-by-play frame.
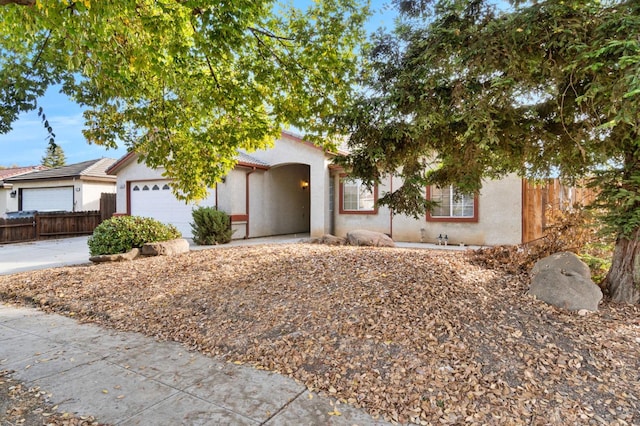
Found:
[332,173,523,246]
[76,181,116,211]
[0,188,17,215]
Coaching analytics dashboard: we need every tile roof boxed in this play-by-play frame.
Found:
[237,151,270,168]
[0,166,47,181]
[4,158,117,182]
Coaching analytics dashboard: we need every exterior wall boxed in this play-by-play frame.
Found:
[77,181,116,211]
[0,188,17,215]
[333,173,523,246]
[216,168,249,239]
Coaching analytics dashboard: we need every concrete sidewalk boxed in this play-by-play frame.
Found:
[0,303,388,425]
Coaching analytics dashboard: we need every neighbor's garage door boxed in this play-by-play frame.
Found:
[22,187,74,212]
[129,180,216,237]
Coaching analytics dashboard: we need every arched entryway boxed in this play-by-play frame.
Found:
[248,163,310,236]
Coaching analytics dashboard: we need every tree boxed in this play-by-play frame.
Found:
[41,141,66,168]
[0,0,369,199]
[333,0,640,303]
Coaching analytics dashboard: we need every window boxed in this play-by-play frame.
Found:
[427,185,478,222]
[339,176,377,214]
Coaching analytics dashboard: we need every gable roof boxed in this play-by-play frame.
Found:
[4,158,117,183]
[107,150,270,176]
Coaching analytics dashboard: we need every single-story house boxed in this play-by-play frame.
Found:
[107,131,528,246]
[3,158,117,213]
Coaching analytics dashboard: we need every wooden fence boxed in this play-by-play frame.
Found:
[100,192,116,222]
[0,211,103,244]
[522,179,597,243]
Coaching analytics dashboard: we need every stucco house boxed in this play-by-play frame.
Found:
[3,158,117,214]
[107,131,526,246]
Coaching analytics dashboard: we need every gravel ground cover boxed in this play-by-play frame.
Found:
[0,243,638,425]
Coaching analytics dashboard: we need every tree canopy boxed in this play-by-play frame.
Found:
[0,0,369,199]
[333,0,640,302]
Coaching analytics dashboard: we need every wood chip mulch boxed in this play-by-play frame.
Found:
[0,244,638,425]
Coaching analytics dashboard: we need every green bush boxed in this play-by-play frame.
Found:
[191,207,234,245]
[88,215,181,256]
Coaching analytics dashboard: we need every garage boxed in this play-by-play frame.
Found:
[129,180,216,237]
[21,187,74,212]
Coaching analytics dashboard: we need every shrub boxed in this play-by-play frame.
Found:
[88,215,181,256]
[471,205,613,282]
[191,207,234,245]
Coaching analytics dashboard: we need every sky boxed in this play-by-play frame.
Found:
[0,1,397,167]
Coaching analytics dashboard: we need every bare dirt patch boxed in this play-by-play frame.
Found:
[0,244,638,425]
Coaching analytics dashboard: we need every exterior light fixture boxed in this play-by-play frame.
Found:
[301,180,309,190]
[10,190,17,198]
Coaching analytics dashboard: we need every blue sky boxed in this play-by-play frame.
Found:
[0,1,397,167]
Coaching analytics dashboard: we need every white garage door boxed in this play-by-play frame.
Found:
[22,187,74,212]
[130,180,216,238]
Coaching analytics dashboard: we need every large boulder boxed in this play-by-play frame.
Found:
[529,252,603,311]
[346,230,395,248]
[141,238,190,256]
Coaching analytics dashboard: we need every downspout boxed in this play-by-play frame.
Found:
[72,177,77,212]
[245,168,256,238]
[389,175,393,238]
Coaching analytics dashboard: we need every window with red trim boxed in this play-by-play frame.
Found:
[426,185,478,222]
[339,176,378,214]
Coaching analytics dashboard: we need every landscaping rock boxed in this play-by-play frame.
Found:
[346,229,395,247]
[89,248,140,263]
[141,238,190,256]
[529,252,603,311]
[309,234,348,246]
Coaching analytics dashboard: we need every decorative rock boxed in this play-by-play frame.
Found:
[529,252,603,311]
[309,234,348,246]
[346,229,395,248]
[141,238,190,256]
[90,248,140,263]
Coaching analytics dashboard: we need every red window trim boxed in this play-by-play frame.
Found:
[425,186,479,223]
[338,174,379,215]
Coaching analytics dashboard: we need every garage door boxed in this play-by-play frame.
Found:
[129,180,216,238]
[22,187,74,212]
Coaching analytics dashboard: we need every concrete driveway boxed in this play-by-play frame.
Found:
[0,236,93,275]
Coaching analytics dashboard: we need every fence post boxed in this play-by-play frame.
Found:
[34,212,40,240]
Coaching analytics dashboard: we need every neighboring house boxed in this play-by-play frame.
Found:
[107,131,526,246]
[0,166,48,217]
[3,158,117,213]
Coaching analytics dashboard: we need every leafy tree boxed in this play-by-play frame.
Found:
[41,141,66,168]
[333,0,640,303]
[0,0,369,199]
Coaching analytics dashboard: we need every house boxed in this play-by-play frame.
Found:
[107,131,528,246]
[0,166,48,217]
[3,158,117,214]
[107,132,328,238]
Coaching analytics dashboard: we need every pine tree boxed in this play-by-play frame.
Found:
[41,142,66,168]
